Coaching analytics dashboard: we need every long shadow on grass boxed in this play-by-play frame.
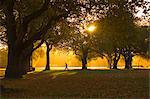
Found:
[9,69,149,81]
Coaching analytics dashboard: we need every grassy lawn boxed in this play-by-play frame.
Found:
[0,69,149,98]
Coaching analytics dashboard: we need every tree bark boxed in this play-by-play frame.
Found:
[125,58,129,69]
[5,45,27,78]
[25,44,34,72]
[81,56,87,70]
[112,50,121,69]
[44,42,52,71]
[124,51,133,69]
[105,54,113,69]
[113,60,118,69]
[129,55,133,69]
[81,48,88,70]
[5,41,34,78]
[45,44,50,70]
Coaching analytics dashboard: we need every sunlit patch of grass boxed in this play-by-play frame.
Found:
[50,71,77,79]
[1,69,149,98]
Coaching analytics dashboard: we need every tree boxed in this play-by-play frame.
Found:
[62,29,96,70]
[93,0,148,69]
[44,21,72,71]
[1,0,81,78]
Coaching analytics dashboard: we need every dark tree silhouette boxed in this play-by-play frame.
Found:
[0,0,149,78]
[93,0,149,69]
[1,0,81,78]
[43,21,73,71]
[63,31,94,70]
[44,41,52,70]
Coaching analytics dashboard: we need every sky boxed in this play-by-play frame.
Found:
[32,47,150,68]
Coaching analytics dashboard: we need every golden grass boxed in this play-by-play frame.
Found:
[1,70,149,98]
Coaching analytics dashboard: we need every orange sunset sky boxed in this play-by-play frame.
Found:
[32,46,150,68]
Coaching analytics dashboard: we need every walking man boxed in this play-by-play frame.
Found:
[65,63,68,70]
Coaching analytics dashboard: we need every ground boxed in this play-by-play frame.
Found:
[0,69,149,98]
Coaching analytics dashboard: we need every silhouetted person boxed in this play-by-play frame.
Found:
[65,63,68,70]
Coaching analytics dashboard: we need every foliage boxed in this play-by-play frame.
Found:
[1,0,84,78]
[92,0,149,68]
[135,26,150,59]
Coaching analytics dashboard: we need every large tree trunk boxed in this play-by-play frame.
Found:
[4,0,51,78]
[5,45,28,78]
[4,0,27,78]
[5,42,34,78]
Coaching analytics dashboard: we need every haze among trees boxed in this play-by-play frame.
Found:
[0,0,149,78]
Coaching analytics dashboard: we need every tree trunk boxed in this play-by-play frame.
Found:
[124,51,133,69]
[5,45,28,78]
[108,59,112,69]
[26,44,35,72]
[113,60,118,69]
[81,57,87,70]
[44,42,52,71]
[112,50,121,69]
[81,49,88,70]
[128,51,133,69]
[4,0,27,78]
[4,0,49,78]
[124,51,130,69]
[113,58,120,69]
[125,58,129,69]
[105,54,113,69]
[45,47,50,70]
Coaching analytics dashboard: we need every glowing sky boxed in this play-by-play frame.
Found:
[32,47,150,68]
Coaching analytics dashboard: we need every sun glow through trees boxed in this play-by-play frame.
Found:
[87,25,96,33]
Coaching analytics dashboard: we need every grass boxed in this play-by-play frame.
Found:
[0,69,149,98]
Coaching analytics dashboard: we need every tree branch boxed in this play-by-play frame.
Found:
[32,39,44,52]
[15,0,50,45]
[23,0,50,25]
[0,38,7,43]
[22,13,67,50]
[74,50,81,57]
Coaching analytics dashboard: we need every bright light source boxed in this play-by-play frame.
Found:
[87,25,96,32]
